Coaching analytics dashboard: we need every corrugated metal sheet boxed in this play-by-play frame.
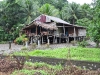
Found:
[45,15,71,25]
[34,14,71,25]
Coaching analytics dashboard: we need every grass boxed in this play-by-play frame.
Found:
[11,69,48,75]
[13,47,100,62]
[11,62,63,75]
[25,62,63,70]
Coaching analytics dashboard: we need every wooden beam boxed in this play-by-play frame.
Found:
[57,26,73,27]
[42,36,43,44]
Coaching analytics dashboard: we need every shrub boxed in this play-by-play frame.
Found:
[15,34,27,45]
[78,40,88,47]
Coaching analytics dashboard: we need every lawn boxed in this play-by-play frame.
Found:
[13,47,100,62]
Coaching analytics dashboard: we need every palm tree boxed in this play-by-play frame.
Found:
[39,3,59,17]
[59,4,70,21]
[16,0,40,24]
[81,3,92,19]
[65,2,82,24]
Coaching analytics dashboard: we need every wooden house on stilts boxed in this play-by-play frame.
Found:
[23,14,86,44]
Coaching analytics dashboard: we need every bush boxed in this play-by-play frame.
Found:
[15,34,27,45]
[78,40,88,47]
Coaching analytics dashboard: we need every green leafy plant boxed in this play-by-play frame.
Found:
[15,34,27,45]
[78,40,88,47]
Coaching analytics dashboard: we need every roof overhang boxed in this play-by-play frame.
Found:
[23,21,58,30]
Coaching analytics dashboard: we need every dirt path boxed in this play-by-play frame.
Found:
[0,43,73,54]
[0,43,23,54]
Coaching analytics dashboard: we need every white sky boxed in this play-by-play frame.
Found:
[0,0,92,5]
[67,0,92,5]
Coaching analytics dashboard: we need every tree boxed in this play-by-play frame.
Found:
[0,0,25,32]
[52,0,68,10]
[76,18,91,27]
[88,20,100,47]
[37,0,68,10]
[64,2,82,24]
[0,0,27,40]
[39,3,59,17]
[81,3,92,19]
[59,4,69,21]
[16,0,40,25]
[88,0,100,47]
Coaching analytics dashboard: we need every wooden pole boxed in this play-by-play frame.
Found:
[36,26,37,35]
[74,27,76,42]
[40,27,41,35]
[38,40,40,47]
[59,37,61,43]
[9,41,11,49]
[53,36,55,44]
[47,35,50,44]
[25,41,28,48]
[30,37,33,44]
[42,36,43,44]
[63,24,65,35]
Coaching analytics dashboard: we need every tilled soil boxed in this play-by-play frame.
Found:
[0,59,100,75]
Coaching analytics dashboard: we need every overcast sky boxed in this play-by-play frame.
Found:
[0,0,92,5]
[67,0,92,5]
